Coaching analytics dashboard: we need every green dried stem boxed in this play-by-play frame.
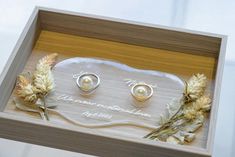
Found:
[144,106,184,138]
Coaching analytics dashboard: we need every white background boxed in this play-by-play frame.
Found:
[0,0,235,157]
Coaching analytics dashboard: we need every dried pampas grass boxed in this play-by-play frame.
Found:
[15,53,58,120]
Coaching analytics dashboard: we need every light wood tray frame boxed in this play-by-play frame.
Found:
[0,7,227,157]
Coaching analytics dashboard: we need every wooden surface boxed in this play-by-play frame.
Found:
[0,112,211,157]
[0,7,227,157]
[0,8,40,112]
[39,9,222,57]
[4,30,214,149]
[35,30,217,80]
[206,35,227,154]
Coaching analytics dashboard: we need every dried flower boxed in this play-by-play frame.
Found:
[184,74,207,103]
[145,73,211,145]
[184,109,202,120]
[33,53,58,96]
[193,95,211,112]
[15,75,38,103]
[15,53,58,120]
[37,53,58,68]
[184,95,211,120]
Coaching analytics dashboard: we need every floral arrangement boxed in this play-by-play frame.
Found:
[144,74,211,144]
[14,54,211,145]
[15,53,58,120]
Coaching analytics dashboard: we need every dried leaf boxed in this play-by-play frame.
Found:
[173,131,196,143]
[158,99,183,125]
[13,97,46,120]
[166,136,180,144]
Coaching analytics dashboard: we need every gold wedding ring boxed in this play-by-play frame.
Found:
[131,83,153,102]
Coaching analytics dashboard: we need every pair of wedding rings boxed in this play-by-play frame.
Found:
[75,73,153,102]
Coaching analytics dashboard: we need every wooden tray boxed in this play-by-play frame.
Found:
[0,7,227,157]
